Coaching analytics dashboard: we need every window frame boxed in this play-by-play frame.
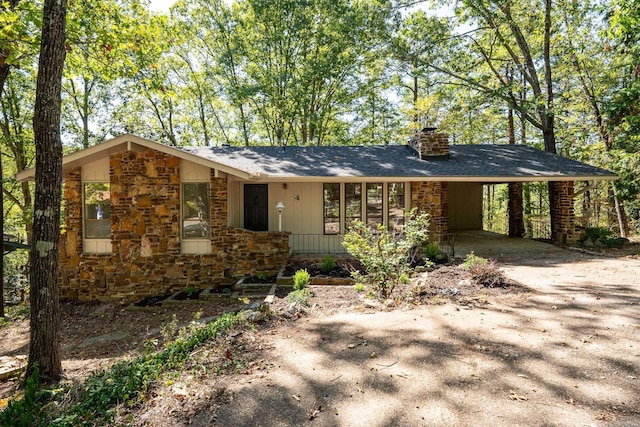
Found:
[82,181,112,254]
[365,183,384,230]
[344,182,362,230]
[323,183,341,235]
[387,182,406,232]
[181,182,211,240]
[321,182,410,235]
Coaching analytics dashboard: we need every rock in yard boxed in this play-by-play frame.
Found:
[247,311,266,323]
[281,303,308,319]
[362,299,381,309]
[441,287,459,296]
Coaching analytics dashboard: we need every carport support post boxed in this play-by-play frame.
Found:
[550,181,576,246]
[508,182,525,238]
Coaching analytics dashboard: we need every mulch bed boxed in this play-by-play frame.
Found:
[282,258,364,278]
[269,263,531,315]
[172,288,205,301]
[242,275,278,284]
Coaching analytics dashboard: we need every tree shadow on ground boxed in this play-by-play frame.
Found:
[209,268,640,426]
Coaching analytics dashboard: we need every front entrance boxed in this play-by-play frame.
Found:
[244,184,269,231]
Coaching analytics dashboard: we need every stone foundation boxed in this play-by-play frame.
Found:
[58,230,289,302]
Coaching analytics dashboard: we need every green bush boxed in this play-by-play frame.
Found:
[579,227,627,248]
[463,252,487,268]
[342,209,430,299]
[320,255,335,274]
[286,288,312,306]
[424,242,444,263]
[1,365,46,427]
[293,269,310,290]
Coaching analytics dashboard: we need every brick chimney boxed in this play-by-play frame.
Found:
[409,127,449,159]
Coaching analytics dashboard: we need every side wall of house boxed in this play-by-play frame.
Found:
[59,148,289,303]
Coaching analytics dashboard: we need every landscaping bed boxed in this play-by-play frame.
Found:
[278,257,364,286]
[163,288,205,304]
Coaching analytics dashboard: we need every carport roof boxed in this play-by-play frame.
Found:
[180,143,617,182]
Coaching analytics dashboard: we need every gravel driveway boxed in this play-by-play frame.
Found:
[212,237,640,426]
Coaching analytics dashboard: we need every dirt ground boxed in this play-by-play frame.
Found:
[1,235,639,426]
[198,250,640,427]
[0,299,246,398]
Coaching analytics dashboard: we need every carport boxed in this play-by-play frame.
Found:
[452,229,568,261]
[442,145,618,247]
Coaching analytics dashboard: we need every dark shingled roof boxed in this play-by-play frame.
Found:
[179,144,616,181]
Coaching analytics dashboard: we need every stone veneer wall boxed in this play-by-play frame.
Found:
[62,168,83,258]
[550,181,576,246]
[410,181,448,237]
[59,149,289,303]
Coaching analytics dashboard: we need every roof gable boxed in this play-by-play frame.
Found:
[15,134,251,181]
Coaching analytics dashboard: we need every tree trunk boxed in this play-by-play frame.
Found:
[1,152,4,318]
[1,0,23,321]
[508,182,525,238]
[611,185,629,237]
[27,0,67,384]
[507,83,524,238]
[548,181,557,241]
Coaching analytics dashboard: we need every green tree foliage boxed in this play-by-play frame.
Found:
[171,0,397,146]
[63,0,170,147]
[1,0,39,241]
[1,67,36,238]
[390,11,454,134]
[606,0,640,144]
[603,0,640,228]
[3,0,640,244]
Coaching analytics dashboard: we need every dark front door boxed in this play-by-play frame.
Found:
[244,184,269,231]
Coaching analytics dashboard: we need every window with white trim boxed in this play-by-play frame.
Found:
[84,183,111,239]
[182,182,210,239]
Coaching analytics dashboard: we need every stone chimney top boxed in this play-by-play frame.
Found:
[409,127,450,159]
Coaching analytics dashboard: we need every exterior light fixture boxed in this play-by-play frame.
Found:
[276,202,285,231]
